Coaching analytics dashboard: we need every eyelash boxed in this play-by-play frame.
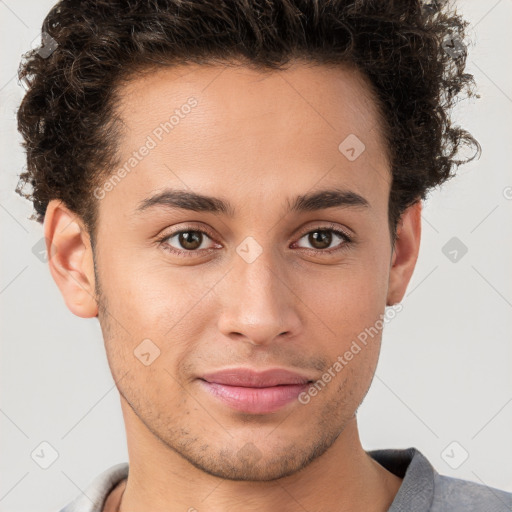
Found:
[156,223,353,258]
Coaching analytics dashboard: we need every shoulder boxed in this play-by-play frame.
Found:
[431,472,512,511]
[58,462,129,512]
[368,447,512,511]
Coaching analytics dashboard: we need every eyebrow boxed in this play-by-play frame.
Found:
[134,187,370,216]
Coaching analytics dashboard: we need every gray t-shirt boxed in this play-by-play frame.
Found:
[58,447,512,511]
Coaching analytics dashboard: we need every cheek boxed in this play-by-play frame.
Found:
[98,259,213,393]
[290,254,388,385]
[294,257,389,333]
[99,241,207,330]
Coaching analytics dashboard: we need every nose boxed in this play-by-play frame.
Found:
[217,245,303,347]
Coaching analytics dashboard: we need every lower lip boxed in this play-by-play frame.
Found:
[199,380,309,414]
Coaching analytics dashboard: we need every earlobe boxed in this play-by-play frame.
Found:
[386,201,422,306]
[44,199,99,318]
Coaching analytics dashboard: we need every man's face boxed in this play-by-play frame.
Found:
[92,61,395,481]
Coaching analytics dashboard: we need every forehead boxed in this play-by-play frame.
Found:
[116,60,386,148]
[101,60,391,219]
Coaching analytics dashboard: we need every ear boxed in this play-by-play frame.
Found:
[44,199,98,318]
[386,200,422,306]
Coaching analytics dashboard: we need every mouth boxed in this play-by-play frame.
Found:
[198,368,314,414]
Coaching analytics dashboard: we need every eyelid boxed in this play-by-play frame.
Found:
[157,222,218,242]
[295,222,353,241]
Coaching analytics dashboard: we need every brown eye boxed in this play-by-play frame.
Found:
[294,226,352,253]
[176,231,203,251]
[159,228,218,257]
[308,230,333,250]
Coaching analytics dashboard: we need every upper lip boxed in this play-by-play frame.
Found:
[200,368,313,388]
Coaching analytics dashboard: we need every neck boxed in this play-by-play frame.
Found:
[116,400,401,512]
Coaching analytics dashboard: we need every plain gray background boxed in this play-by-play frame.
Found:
[1,1,511,511]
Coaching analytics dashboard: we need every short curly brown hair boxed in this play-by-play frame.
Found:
[16,0,480,246]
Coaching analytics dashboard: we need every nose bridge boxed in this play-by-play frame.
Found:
[237,236,282,302]
[217,236,300,345]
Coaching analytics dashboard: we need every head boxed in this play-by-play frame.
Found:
[17,0,478,481]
